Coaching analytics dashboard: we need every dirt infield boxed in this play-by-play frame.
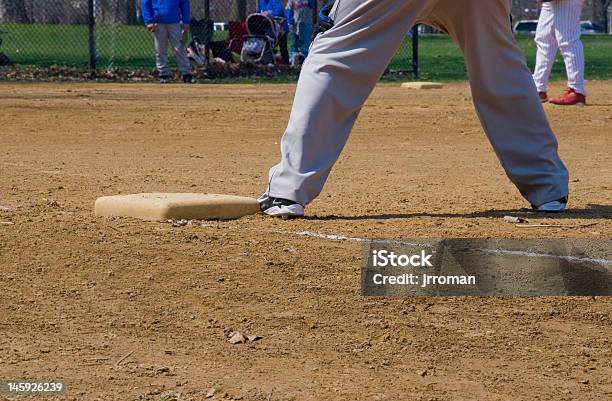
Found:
[1,82,611,401]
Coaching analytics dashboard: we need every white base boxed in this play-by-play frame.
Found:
[95,193,260,221]
[401,82,444,89]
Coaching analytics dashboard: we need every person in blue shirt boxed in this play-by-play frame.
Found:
[257,0,289,65]
[141,0,193,83]
[285,0,314,63]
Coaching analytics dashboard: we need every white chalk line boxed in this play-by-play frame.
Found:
[471,248,612,267]
[292,230,434,248]
[291,230,612,267]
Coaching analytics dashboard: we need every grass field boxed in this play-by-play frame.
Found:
[1,23,612,80]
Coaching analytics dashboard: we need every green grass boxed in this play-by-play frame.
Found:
[1,23,612,81]
[391,34,612,81]
[0,23,158,68]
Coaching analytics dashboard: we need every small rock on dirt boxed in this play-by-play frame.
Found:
[504,216,527,223]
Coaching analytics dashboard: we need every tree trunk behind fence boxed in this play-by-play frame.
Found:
[233,0,247,21]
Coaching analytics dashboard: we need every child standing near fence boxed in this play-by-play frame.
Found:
[141,0,194,83]
[285,0,315,64]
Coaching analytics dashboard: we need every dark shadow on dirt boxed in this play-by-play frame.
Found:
[305,204,611,221]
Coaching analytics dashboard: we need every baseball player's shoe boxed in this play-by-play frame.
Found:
[538,91,548,103]
[532,197,567,213]
[258,193,305,218]
[549,88,586,106]
[159,75,171,84]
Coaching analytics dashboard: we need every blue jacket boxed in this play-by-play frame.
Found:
[257,0,288,30]
[257,0,283,18]
[141,0,190,25]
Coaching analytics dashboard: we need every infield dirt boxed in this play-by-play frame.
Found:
[1,82,611,401]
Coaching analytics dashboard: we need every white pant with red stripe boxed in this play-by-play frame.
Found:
[533,0,585,95]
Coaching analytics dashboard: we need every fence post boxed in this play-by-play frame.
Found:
[204,0,210,66]
[88,0,97,76]
[411,24,419,80]
[204,0,210,24]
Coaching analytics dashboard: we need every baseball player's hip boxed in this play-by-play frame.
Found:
[326,0,512,31]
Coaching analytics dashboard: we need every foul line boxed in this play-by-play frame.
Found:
[291,230,612,267]
[293,231,433,247]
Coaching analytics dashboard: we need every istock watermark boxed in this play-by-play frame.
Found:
[361,238,612,296]
[372,249,433,267]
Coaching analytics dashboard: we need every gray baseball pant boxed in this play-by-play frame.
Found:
[152,23,192,76]
[266,0,569,208]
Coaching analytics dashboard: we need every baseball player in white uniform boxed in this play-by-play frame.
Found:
[259,0,570,218]
[533,0,586,105]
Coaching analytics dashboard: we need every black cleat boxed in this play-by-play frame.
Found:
[258,193,304,218]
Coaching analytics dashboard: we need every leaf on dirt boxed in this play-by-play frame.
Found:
[205,388,216,398]
[228,332,246,344]
[228,331,262,344]
[418,369,428,377]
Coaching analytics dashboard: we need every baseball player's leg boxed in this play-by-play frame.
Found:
[554,0,585,95]
[533,1,558,94]
[428,0,569,208]
[167,23,192,77]
[265,0,436,208]
[153,24,170,78]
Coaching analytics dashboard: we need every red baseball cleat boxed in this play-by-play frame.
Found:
[538,91,548,103]
[549,88,586,106]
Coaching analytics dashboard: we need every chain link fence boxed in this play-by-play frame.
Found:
[0,0,420,79]
[0,1,609,80]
